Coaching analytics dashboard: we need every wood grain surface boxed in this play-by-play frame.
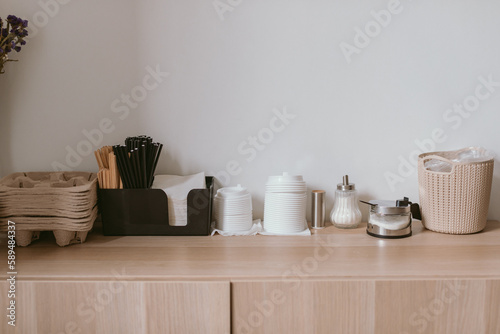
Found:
[1,221,499,281]
[0,281,230,334]
[232,279,500,334]
[1,221,499,334]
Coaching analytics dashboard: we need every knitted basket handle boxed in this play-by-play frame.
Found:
[421,154,456,174]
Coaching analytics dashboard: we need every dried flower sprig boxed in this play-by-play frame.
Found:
[0,15,29,74]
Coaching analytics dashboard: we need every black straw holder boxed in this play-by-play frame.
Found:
[98,176,215,236]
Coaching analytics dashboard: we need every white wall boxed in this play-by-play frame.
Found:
[1,0,499,221]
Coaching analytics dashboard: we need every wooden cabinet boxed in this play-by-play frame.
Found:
[231,280,374,334]
[231,279,500,334]
[1,221,500,333]
[375,279,500,334]
[0,281,230,334]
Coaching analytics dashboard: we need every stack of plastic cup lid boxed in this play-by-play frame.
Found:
[214,184,253,232]
[263,172,307,234]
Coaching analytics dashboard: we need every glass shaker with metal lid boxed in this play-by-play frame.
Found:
[361,197,421,239]
[330,175,362,229]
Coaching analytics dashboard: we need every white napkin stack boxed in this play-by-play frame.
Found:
[152,172,206,226]
[211,220,311,236]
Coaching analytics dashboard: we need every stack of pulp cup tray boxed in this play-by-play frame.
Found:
[263,172,307,234]
[214,184,253,232]
[0,172,98,247]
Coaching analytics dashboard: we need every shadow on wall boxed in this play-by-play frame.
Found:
[155,148,182,176]
[0,71,13,178]
[488,159,500,221]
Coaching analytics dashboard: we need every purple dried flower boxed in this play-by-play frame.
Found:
[1,15,29,73]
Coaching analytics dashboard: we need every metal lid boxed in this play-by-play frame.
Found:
[337,175,355,191]
[368,200,411,214]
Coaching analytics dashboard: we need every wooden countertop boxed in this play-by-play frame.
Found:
[1,221,499,281]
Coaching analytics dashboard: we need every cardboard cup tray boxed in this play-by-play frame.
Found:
[0,172,98,246]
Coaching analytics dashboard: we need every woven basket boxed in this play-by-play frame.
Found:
[417,148,494,234]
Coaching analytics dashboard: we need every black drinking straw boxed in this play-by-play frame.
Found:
[112,145,126,188]
[150,143,163,188]
[114,136,163,189]
[134,147,144,188]
[130,148,140,188]
[141,144,147,188]
[146,145,154,187]
[123,146,137,188]
[147,144,158,188]
[113,145,131,188]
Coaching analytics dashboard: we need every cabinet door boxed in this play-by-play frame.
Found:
[375,279,500,334]
[231,280,375,334]
[231,279,500,334]
[0,280,230,334]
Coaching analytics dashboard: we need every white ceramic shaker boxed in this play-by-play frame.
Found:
[330,175,362,229]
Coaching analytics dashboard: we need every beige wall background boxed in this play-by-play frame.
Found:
[1,0,499,220]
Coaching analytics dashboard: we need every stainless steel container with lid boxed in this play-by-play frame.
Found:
[361,197,420,239]
[311,190,326,229]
